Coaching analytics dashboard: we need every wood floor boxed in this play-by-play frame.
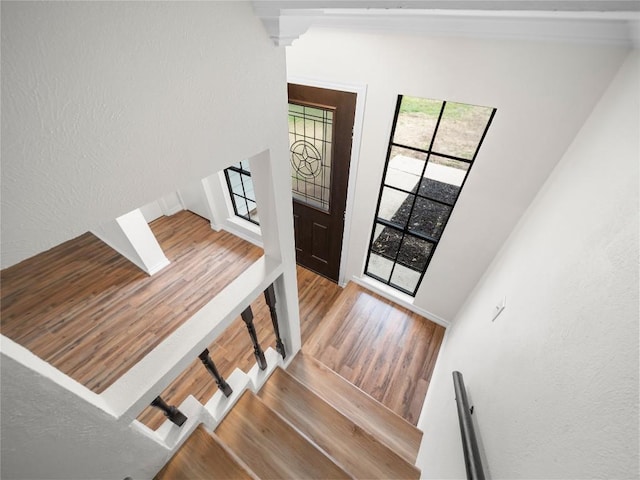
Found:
[0,211,263,393]
[0,210,445,429]
[304,281,445,424]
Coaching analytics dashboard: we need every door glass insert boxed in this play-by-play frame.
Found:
[288,103,334,211]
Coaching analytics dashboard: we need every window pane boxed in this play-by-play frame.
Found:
[408,197,452,240]
[395,234,433,273]
[288,103,333,211]
[241,173,255,202]
[418,156,469,205]
[289,103,304,114]
[291,179,330,211]
[384,146,426,192]
[367,253,394,282]
[432,102,493,160]
[232,194,248,216]
[390,263,422,294]
[378,187,414,229]
[324,111,333,143]
[227,170,243,196]
[370,223,402,262]
[246,199,258,221]
[393,96,443,150]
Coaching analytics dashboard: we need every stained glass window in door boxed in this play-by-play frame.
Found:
[288,103,334,211]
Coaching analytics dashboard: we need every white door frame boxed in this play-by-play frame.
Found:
[287,76,367,287]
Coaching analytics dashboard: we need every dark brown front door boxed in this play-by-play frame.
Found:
[288,84,356,282]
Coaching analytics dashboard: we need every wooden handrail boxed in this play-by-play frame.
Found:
[453,371,485,480]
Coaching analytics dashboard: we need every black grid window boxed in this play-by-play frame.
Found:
[224,161,259,225]
[364,95,496,296]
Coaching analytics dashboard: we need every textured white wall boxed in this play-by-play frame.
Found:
[140,200,164,223]
[1,342,168,480]
[286,28,628,321]
[1,1,287,268]
[0,2,300,479]
[417,50,639,479]
[178,179,214,221]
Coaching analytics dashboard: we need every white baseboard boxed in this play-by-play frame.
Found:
[350,275,450,328]
[146,258,170,276]
[220,219,263,249]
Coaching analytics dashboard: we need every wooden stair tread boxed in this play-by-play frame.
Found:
[259,368,421,479]
[287,352,423,464]
[215,390,352,480]
[154,425,258,480]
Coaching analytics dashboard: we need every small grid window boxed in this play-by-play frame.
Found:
[224,161,259,225]
[365,95,496,296]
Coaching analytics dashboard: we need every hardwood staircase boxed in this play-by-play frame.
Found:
[155,352,423,479]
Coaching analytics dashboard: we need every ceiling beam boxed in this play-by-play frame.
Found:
[252,1,639,46]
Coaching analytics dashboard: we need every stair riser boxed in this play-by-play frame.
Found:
[259,368,421,479]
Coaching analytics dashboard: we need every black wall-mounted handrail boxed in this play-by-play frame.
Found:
[453,371,485,480]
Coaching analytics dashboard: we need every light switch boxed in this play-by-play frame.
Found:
[492,296,506,322]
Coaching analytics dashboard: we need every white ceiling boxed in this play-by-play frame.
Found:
[251,0,640,46]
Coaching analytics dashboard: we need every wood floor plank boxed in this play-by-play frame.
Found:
[154,425,258,480]
[215,391,352,480]
[258,368,420,479]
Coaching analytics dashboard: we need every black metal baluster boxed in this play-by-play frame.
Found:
[241,306,267,370]
[264,284,286,359]
[150,396,187,426]
[198,349,233,397]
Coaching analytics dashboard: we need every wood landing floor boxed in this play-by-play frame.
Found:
[0,210,445,429]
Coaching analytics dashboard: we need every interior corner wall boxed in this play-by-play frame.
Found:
[286,28,629,321]
[1,351,168,480]
[0,1,288,269]
[416,50,639,479]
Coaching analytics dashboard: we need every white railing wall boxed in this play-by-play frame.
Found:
[0,257,296,479]
[0,146,301,479]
